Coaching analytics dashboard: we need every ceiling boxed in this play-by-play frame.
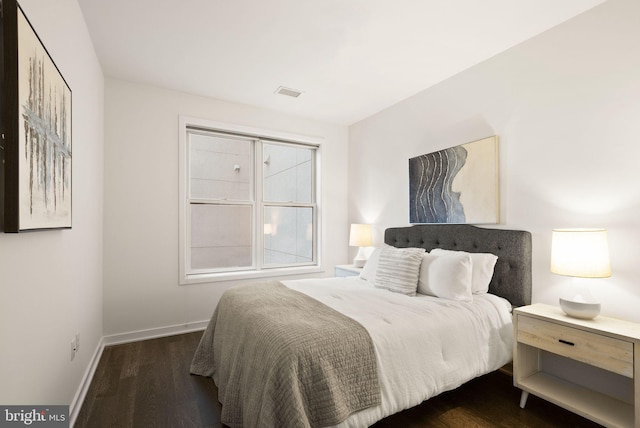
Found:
[78,0,606,126]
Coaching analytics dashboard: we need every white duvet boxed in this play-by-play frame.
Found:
[282,276,514,428]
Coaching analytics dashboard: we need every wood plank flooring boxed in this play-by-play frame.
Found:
[75,331,602,428]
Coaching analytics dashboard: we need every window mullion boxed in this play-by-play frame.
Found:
[255,140,263,270]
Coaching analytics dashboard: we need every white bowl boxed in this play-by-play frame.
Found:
[559,298,600,319]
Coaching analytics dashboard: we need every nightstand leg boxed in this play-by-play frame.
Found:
[519,391,529,409]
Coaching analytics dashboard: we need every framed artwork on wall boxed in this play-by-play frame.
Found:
[1,0,72,232]
[409,135,499,224]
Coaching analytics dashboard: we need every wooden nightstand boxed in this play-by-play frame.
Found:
[514,304,640,427]
[334,265,362,277]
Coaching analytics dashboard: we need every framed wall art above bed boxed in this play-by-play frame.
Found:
[1,0,73,232]
[409,135,499,225]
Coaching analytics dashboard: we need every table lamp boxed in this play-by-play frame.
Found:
[349,224,372,268]
[550,228,611,319]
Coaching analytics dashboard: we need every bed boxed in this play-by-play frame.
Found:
[190,224,532,428]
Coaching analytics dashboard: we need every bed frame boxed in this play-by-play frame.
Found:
[385,224,532,307]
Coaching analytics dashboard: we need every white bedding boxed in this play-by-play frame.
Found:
[282,276,514,427]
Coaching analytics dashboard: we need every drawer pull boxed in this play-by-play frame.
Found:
[558,339,575,346]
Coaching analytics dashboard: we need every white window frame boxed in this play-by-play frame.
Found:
[179,116,323,284]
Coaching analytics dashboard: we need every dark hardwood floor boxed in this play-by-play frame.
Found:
[75,331,602,428]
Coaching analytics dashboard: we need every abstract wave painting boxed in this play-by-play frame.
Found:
[409,136,499,224]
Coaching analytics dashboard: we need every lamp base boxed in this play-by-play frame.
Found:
[559,297,600,320]
[353,258,366,268]
[353,246,368,268]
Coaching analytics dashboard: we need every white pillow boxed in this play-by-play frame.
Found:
[373,246,425,296]
[417,252,473,301]
[359,247,382,283]
[430,248,498,294]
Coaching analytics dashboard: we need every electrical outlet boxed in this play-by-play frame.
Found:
[70,338,77,361]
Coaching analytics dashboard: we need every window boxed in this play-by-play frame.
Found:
[179,118,321,283]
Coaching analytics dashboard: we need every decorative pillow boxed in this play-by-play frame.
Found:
[373,247,425,296]
[359,247,383,284]
[430,248,498,294]
[417,252,473,301]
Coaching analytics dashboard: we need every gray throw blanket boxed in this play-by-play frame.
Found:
[190,281,381,428]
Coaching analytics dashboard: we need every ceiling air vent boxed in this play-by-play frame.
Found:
[275,86,303,98]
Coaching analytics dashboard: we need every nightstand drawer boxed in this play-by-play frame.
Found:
[517,315,633,378]
[335,265,362,277]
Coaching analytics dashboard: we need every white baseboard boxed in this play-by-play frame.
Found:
[69,336,104,428]
[102,321,208,346]
[69,321,209,427]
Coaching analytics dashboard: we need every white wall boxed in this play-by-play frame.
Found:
[0,0,104,409]
[103,79,348,336]
[349,0,640,322]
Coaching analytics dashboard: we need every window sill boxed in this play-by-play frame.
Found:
[181,265,325,285]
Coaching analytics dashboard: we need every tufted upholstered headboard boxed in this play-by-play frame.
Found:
[384,224,532,307]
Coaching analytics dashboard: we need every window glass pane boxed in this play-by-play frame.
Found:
[190,204,252,270]
[189,132,252,200]
[264,206,313,265]
[263,143,313,203]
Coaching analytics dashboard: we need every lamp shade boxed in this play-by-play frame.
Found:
[349,224,372,247]
[550,228,611,278]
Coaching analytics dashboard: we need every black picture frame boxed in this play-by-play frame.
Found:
[1,0,72,232]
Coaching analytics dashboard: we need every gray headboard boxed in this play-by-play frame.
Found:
[384,224,532,307]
